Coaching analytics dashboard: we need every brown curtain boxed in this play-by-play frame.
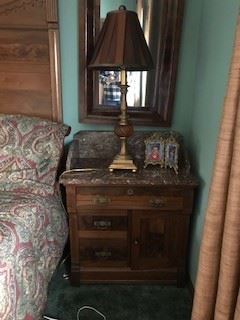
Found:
[191,17,240,320]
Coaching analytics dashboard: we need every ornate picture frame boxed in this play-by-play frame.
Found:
[144,133,165,168]
[165,135,179,174]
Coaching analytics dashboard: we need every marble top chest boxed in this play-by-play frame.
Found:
[60,131,198,286]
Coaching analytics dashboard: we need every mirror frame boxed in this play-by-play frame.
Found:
[79,0,184,126]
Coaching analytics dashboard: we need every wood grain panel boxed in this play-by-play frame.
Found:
[0,90,51,118]
[0,30,49,63]
[0,71,50,91]
[0,63,49,73]
[0,0,62,121]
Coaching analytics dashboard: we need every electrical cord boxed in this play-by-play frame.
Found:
[59,168,100,178]
[58,168,100,217]
[77,306,106,319]
[43,305,106,319]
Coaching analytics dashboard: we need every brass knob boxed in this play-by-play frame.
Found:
[95,251,112,258]
[127,188,134,196]
[93,220,111,229]
[134,239,139,245]
[149,198,164,208]
[93,195,111,204]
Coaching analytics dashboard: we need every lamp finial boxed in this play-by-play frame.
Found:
[119,5,126,10]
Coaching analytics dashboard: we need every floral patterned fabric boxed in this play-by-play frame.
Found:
[0,192,68,320]
[0,114,69,195]
[0,114,69,319]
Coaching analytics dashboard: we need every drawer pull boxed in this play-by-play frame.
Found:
[94,250,112,258]
[134,239,139,245]
[127,188,134,196]
[149,198,165,208]
[93,195,111,205]
[93,220,112,229]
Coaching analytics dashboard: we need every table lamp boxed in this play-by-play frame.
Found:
[89,5,153,172]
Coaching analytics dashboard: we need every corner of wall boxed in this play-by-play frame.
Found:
[172,0,203,147]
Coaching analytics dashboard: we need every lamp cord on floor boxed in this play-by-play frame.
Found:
[77,306,106,319]
[43,305,106,320]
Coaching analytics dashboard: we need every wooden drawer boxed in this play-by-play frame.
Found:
[76,186,185,197]
[77,209,128,231]
[76,193,184,211]
[79,238,128,267]
[78,215,127,231]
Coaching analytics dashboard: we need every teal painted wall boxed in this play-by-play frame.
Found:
[101,0,135,17]
[171,0,202,137]
[186,0,240,284]
[59,0,112,144]
[58,0,239,284]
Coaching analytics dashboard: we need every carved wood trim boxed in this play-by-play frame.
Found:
[48,28,63,122]
[0,43,49,62]
[46,0,58,23]
[0,0,44,16]
[47,0,62,122]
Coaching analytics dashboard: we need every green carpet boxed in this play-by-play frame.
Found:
[44,265,192,320]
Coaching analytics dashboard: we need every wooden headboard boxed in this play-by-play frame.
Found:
[0,0,62,121]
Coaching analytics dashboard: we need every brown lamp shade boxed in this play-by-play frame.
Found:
[89,6,153,71]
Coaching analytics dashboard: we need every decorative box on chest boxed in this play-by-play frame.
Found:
[60,131,198,287]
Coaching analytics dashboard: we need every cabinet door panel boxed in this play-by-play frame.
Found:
[131,211,187,270]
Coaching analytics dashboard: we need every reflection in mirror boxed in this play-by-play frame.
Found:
[98,70,147,108]
[79,0,184,126]
[98,0,160,108]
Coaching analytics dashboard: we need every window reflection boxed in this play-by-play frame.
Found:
[98,70,147,107]
[99,71,120,106]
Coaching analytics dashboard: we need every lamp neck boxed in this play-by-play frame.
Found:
[120,69,127,85]
[119,70,129,125]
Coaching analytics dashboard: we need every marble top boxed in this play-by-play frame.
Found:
[60,131,198,187]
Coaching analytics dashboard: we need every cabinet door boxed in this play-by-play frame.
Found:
[131,210,188,270]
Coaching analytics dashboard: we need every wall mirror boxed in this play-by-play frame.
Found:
[79,0,184,126]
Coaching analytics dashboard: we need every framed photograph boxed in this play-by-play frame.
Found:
[165,136,179,174]
[144,133,165,168]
